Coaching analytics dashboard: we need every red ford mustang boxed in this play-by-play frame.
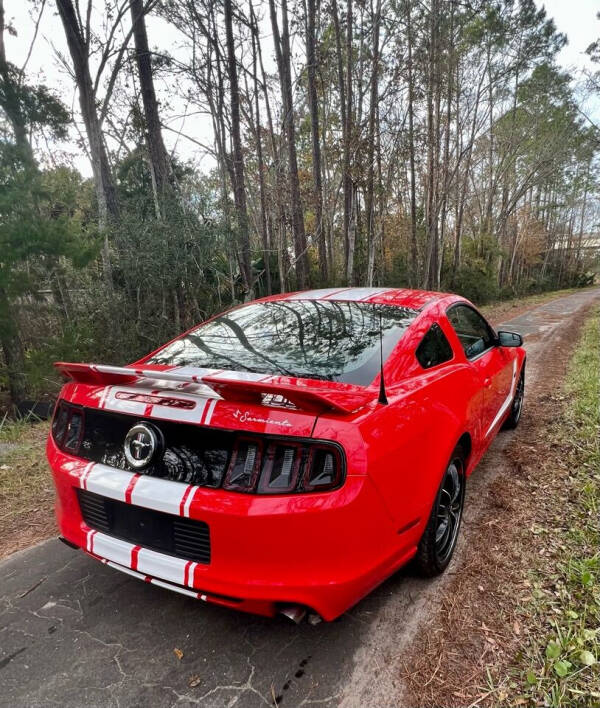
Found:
[47,288,525,621]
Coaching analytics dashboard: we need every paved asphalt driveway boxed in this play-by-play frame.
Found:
[1,287,599,708]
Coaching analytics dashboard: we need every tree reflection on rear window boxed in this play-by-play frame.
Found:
[148,300,418,385]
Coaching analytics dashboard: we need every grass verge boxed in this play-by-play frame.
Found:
[0,419,55,559]
[504,309,600,705]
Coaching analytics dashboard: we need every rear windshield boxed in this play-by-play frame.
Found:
[147,300,418,385]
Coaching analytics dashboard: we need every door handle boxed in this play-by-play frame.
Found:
[484,377,491,387]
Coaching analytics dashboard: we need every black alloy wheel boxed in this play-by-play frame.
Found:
[503,369,525,430]
[415,447,466,577]
[434,458,463,565]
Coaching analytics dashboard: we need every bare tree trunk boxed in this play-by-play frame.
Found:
[406,0,418,285]
[306,0,327,283]
[454,69,484,276]
[224,0,253,297]
[249,5,271,295]
[269,0,309,289]
[130,0,171,203]
[366,0,381,286]
[437,0,454,289]
[423,0,439,289]
[254,17,287,293]
[576,168,589,273]
[343,0,354,284]
[330,0,346,280]
[56,0,117,290]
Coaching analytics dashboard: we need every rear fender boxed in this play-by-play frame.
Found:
[354,369,477,530]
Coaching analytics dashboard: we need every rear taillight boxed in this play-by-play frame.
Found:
[223,438,263,492]
[51,401,84,455]
[304,446,343,491]
[224,436,344,494]
[258,442,302,494]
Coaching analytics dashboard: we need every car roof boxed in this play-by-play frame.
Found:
[262,287,447,311]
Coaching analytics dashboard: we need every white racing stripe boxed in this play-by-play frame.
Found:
[129,474,190,516]
[182,486,199,517]
[163,366,219,380]
[80,463,193,517]
[285,288,349,300]
[85,464,135,501]
[485,360,518,437]
[79,461,95,489]
[98,385,112,409]
[151,396,207,423]
[203,398,217,425]
[92,532,133,567]
[90,532,194,588]
[208,370,272,383]
[101,383,218,423]
[85,528,96,552]
[324,287,391,301]
[103,387,147,416]
[136,547,189,586]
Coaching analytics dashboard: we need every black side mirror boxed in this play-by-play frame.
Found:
[497,330,523,347]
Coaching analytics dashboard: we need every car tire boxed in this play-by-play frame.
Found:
[503,368,525,430]
[414,446,466,577]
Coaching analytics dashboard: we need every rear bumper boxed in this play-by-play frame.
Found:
[47,436,418,620]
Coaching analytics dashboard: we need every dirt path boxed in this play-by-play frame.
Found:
[0,287,599,708]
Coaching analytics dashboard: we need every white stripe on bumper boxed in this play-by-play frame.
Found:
[84,464,134,500]
[129,474,190,516]
[78,463,196,517]
[89,531,192,587]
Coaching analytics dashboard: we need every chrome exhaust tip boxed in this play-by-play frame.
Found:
[279,605,307,624]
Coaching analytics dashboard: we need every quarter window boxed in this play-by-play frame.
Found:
[416,323,454,369]
[447,305,495,359]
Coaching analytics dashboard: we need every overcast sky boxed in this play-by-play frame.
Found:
[4,0,600,178]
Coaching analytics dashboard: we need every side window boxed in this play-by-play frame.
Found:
[416,323,454,369]
[447,305,495,359]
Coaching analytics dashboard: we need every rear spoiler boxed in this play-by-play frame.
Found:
[54,362,375,415]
